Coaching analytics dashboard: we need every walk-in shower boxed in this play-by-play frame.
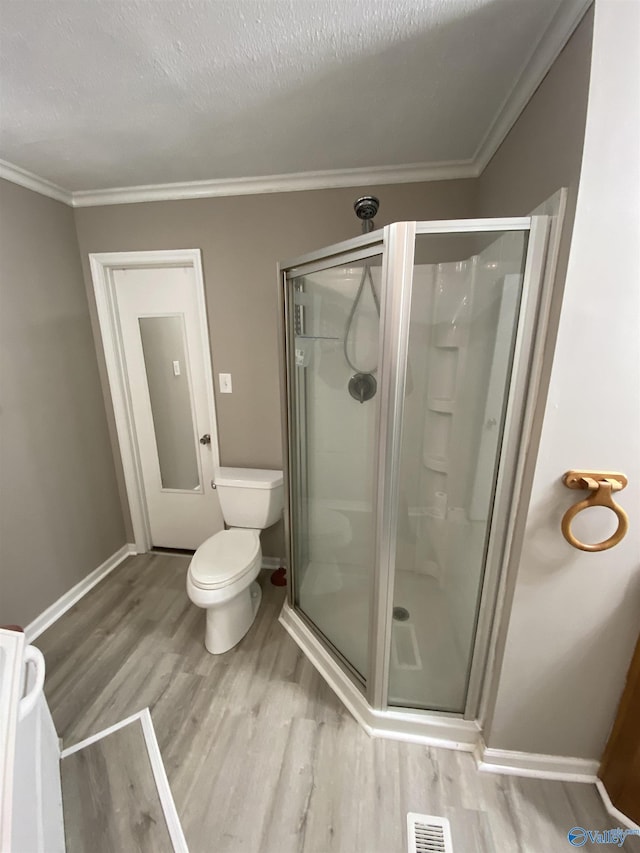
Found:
[277,210,554,744]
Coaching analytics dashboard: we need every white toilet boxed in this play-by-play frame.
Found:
[186,466,283,654]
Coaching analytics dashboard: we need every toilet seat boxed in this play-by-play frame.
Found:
[189,529,260,590]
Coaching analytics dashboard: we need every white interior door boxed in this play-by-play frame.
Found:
[113,265,224,549]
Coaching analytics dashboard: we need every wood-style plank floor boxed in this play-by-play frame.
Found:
[61,717,173,853]
[36,554,637,853]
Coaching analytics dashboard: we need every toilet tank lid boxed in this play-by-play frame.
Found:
[214,467,283,489]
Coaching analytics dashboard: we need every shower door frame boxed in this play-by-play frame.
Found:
[278,228,388,690]
[278,216,552,743]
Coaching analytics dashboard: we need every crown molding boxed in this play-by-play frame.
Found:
[0,0,592,208]
[70,160,477,207]
[473,0,593,173]
[0,157,72,205]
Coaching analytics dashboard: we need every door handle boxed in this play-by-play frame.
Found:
[199,433,211,446]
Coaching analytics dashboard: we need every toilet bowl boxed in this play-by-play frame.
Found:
[186,467,283,654]
[187,528,263,654]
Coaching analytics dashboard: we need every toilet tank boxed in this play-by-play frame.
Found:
[214,467,284,529]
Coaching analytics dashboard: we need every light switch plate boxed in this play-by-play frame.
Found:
[219,373,232,393]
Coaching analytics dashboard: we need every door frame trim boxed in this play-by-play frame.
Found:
[89,249,220,552]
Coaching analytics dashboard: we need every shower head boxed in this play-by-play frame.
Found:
[354,196,380,233]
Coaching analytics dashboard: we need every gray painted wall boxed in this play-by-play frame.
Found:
[73,179,477,556]
[0,179,126,626]
[477,7,593,219]
[477,7,594,316]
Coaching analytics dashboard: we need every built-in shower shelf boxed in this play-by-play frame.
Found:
[295,334,342,341]
[433,342,460,350]
[427,397,455,414]
[423,453,448,473]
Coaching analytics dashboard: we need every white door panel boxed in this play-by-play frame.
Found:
[114,265,224,548]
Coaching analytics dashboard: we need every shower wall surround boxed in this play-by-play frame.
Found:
[304,265,381,563]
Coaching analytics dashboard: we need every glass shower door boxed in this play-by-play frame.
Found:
[388,228,530,712]
[287,253,383,684]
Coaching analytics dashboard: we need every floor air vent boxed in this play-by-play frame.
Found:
[407,813,453,853]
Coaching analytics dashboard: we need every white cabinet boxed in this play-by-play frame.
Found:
[0,628,65,853]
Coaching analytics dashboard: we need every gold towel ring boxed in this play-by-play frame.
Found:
[561,471,629,552]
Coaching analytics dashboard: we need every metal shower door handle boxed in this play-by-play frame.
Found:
[199,433,211,446]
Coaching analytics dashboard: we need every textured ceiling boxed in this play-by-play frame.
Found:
[0,0,564,192]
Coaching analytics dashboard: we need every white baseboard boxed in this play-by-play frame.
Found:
[596,779,640,831]
[474,738,599,783]
[279,601,480,751]
[477,742,639,829]
[25,544,136,642]
[261,556,284,570]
